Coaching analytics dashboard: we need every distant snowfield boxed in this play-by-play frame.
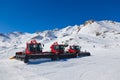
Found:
[0,47,120,80]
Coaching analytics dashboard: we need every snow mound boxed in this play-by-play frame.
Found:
[79,20,120,36]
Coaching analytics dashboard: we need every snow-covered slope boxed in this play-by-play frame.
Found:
[0,20,120,80]
[0,20,120,48]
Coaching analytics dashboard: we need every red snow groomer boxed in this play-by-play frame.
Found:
[14,40,90,63]
[68,45,91,56]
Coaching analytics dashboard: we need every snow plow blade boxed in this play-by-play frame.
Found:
[9,56,16,59]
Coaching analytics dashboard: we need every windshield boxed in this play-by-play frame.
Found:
[55,45,64,50]
[71,46,80,50]
[28,44,42,52]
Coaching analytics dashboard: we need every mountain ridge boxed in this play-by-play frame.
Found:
[0,20,120,49]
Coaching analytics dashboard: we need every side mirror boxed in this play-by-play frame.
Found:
[43,44,44,47]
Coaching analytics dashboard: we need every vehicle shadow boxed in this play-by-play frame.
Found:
[28,59,68,65]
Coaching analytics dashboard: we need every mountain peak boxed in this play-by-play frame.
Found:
[84,20,95,26]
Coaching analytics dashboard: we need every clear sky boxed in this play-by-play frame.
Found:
[0,0,120,33]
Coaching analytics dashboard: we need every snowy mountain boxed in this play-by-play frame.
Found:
[0,33,10,42]
[0,20,120,80]
[0,20,120,49]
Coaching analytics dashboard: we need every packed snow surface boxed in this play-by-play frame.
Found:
[0,20,120,80]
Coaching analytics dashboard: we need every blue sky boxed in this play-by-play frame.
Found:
[0,0,120,33]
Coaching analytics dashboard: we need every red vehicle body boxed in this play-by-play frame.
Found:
[50,42,65,54]
[25,40,42,54]
[68,45,81,53]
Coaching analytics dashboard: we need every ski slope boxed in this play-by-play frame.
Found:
[0,47,120,80]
